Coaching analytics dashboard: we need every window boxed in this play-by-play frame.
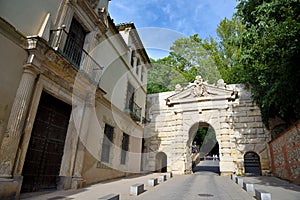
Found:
[125,82,135,111]
[131,50,135,67]
[136,58,140,75]
[125,82,141,121]
[141,67,144,82]
[101,124,114,163]
[121,133,129,164]
[63,17,87,68]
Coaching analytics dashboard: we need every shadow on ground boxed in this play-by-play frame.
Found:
[192,160,220,174]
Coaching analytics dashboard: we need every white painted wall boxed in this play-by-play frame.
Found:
[0,33,27,145]
[0,0,63,36]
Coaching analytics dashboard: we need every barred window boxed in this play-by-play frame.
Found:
[101,124,114,163]
[121,133,129,164]
[125,82,135,111]
[63,17,87,68]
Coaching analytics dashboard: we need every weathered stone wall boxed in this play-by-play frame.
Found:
[231,86,271,175]
[269,122,300,184]
[145,83,271,175]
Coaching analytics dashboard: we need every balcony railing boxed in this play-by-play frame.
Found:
[49,27,103,84]
[125,102,142,122]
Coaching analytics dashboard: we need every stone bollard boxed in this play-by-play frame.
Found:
[235,177,243,186]
[243,182,254,192]
[255,189,271,200]
[158,175,166,183]
[231,174,237,181]
[130,183,144,196]
[147,178,158,187]
[98,193,119,200]
[165,172,173,179]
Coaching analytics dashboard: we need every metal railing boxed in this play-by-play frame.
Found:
[49,27,103,84]
[125,101,142,122]
[131,102,142,121]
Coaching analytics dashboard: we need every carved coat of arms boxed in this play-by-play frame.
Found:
[192,76,208,97]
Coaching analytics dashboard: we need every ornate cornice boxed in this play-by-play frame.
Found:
[24,36,105,99]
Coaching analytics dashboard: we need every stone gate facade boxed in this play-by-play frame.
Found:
[143,77,271,175]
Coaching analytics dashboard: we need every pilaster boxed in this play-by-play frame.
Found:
[71,92,94,189]
[0,64,39,178]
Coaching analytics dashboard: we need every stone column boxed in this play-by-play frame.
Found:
[0,64,39,178]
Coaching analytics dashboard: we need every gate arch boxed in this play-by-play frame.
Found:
[188,122,219,159]
[145,77,270,175]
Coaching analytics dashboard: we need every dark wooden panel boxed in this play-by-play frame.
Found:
[21,92,71,193]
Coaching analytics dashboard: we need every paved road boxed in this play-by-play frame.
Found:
[23,160,254,200]
[23,160,300,200]
[135,160,254,200]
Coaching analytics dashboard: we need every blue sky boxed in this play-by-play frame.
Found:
[109,0,237,59]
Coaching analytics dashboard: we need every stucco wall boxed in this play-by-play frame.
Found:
[0,0,63,36]
[269,122,300,184]
[0,33,26,145]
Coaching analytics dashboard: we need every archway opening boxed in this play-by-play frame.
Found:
[155,152,167,172]
[244,152,261,176]
[188,122,219,174]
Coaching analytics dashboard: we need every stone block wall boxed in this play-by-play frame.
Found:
[231,97,271,174]
[145,84,271,175]
[269,122,300,184]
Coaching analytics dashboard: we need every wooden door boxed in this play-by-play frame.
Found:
[21,92,71,193]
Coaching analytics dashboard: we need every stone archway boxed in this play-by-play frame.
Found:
[188,122,219,159]
[155,152,167,172]
[145,77,271,175]
[244,152,261,176]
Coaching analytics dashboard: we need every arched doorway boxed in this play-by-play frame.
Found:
[188,122,220,174]
[244,152,261,176]
[155,152,167,172]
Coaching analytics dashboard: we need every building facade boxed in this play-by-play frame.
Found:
[0,0,151,199]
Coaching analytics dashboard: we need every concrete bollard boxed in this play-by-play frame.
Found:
[231,174,237,181]
[165,172,173,179]
[148,178,158,187]
[255,189,271,200]
[243,182,254,192]
[235,177,243,186]
[158,175,166,183]
[130,183,144,196]
[98,193,119,200]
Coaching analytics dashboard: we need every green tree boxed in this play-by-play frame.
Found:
[170,34,221,84]
[203,17,244,83]
[147,57,188,94]
[236,0,300,128]
[147,34,223,94]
